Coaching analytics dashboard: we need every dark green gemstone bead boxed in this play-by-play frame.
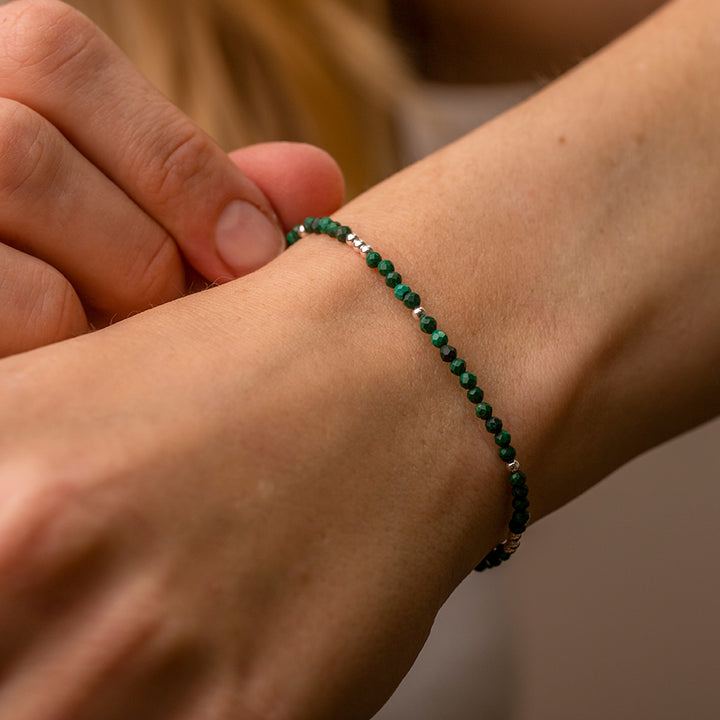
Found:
[286,229,299,245]
[509,471,527,487]
[385,271,402,288]
[420,316,437,334]
[449,358,466,375]
[485,416,503,434]
[403,292,421,309]
[431,330,448,347]
[475,402,493,420]
[459,372,476,389]
[377,260,394,276]
[511,484,529,498]
[366,251,381,268]
[509,520,527,535]
[336,225,351,242]
[512,497,530,511]
[394,283,410,300]
[440,345,457,362]
[316,217,332,233]
[500,551,512,562]
[309,217,321,232]
[303,216,315,232]
[494,430,511,447]
[467,387,484,403]
[513,510,530,525]
[499,446,517,462]
[325,221,340,237]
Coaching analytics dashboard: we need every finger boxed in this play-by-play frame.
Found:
[0,243,87,358]
[0,0,284,282]
[230,142,346,231]
[0,99,185,319]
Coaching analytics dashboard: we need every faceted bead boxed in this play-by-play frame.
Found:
[509,471,527,487]
[500,551,512,562]
[303,216,315,232]
[511,484,529,498]
[326,221,340,237]
[485,417,503,434]
[286,229,299,245]
[413,307,426,319]
[316,217,332,234]
[512,497,530,511]
[336,225,351,243]
[310,217,321,232]
[499,446,517,462]
[377,260,394,276]
[403,292,421,309]
[385,271,402,288]
[494,430,511,447]
[475,402,493,420]
[467,387,484,403]
[431,330,448,348]
[394,284,410,300]
[509,519,527,535]
[366,251,381,268]
[459,372,476,389]
[512,510,530,525]
[420,316,437,334]
[449,358,466,375]
[440,345,457,362]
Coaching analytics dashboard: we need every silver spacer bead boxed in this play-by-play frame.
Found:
[346,233,358,246]
[413,307,426,319]
[360,244,372,255]
[297,225,306,236]
[352,238,365,252]
[506,459,520,472]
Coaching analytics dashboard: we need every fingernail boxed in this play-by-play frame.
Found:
[214,200,284,276]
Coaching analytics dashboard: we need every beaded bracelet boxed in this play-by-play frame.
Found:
[286,217,530,571]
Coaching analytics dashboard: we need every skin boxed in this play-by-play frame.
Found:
[0,0,719,718]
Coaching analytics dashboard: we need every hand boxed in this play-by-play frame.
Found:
[0,0,344,358]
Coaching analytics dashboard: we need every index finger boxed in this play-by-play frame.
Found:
[0,0,285,282]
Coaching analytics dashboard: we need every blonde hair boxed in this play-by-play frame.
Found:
[72,0,414,197]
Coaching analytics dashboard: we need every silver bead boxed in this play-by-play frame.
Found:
[353,238,364,252]
[506,459,520,472]
[413,307,426,319]
[297,225,306,236]
[360,244,372,255]
[346,233,358,246]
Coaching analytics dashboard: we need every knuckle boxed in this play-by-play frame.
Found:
[127,233,185,306]
[0,0,100,79]
[0,100,55,200]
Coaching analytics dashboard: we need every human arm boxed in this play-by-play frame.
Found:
[0,0,719,718]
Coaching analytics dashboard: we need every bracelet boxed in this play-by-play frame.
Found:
[286,217,530,571]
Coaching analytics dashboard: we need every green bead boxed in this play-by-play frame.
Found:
[509,519,527,534]
[316,217,332,234]
[377,260,394,276]
[509,471,527,487]
[325,221,340,237]
[449,358,466,375]
[511,484,529,498]
[385,271,402,288]
[475,402,493,420]
[431,330,448,348]
[499,446,516,462]
[366,251,381,268]
[286,229,299,245]
[394,283,410,300]
[512,497,530,511]
[420,316,437,334]
[336,225,351,242]
[459,372,476,389]
[512,510,530,525]
[403,292,421,309]
[485,417,502,434]
[466,387,484,403]
[494,430,511,447]
[303,216,315,232]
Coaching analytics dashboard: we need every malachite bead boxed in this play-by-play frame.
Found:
[420,316,437,334]
[440,345,457,362]
[431,330,448,348]
[475,402,493,420]
[512,484,529,498]
[467,387,484,403]
[485,416,503,434]
[394,283,410,300]
[512,510,530,526]
[449,358,466,375]
[499,446,517,462]
[509,471,527,487]
[303,216,315,231]
[286,229,299,245]
[336,225,351,242]
[316,217,332,233]
[325,221,340,237]
[403,292,421,309]
[377,260,394,276]
[512,497,530,511]
[385,271,402,288]
[309,217,321,231]
[366,251,381,268]
[459,372,476,389]
[494,430,511,447]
